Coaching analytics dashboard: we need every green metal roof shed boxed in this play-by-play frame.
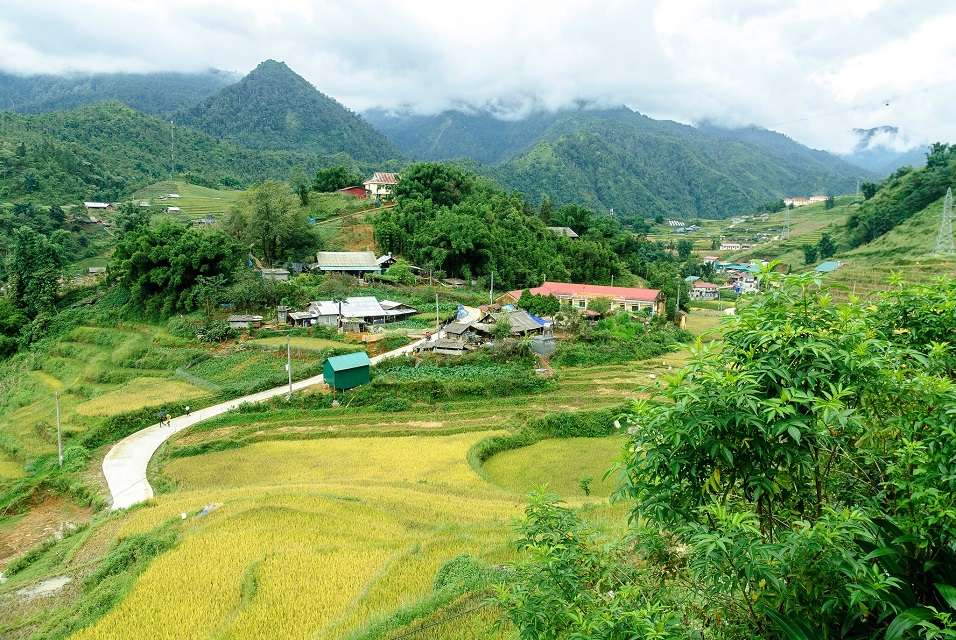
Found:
[324,351,371,390]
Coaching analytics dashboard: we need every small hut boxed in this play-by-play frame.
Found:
[323,352,371,390]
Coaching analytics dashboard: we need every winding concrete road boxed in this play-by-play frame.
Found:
[103,339,424,509]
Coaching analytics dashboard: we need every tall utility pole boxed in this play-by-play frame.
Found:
[435,293,439,332]
[286,333,292,399]
[934,187,954,256]
[55,393,63,468]
[489,271,494,304]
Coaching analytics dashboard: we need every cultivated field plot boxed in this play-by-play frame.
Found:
[132,180,243,220]
[482,435,625,498]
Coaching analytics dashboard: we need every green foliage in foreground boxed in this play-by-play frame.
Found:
[497,273,956,639]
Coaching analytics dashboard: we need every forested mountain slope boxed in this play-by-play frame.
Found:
[0,102,317,203]
[368,106,870,218]
[175,60,397,163]
[0,69,235,116]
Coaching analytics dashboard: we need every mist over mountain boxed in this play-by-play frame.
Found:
[840,126,927,176]
[0,69,236,117]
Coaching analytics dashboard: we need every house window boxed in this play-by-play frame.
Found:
[577,300,586,308]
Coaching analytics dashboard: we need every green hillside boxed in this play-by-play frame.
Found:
[175,60,397,163]
[367,106,869,218]
[0,102,319,204]
[0,69,235,117]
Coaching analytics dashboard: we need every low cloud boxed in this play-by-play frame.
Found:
[1,0,954,152]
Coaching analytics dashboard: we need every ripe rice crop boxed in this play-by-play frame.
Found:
[74,377,206,416]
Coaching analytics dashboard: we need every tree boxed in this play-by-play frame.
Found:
[860,181,879,200]
[676,239,694,260]
[519,291,560,317]
[393,163,474,207]
[802,243,818,264]
[290,167,310,206]
[115,202,152,233]
[491,317,512,340]
[654,214,665,225]
[539,196,553,224]
[312,165,361,193]
[824,193,836,209]
[110,220,243,316]
[587,297,612,316]
[710,236,720,250]
[5,226,68,316]
[384,259,416,285]
[226,181,319,265]
[817,232,836,259]
[552,204,593,234]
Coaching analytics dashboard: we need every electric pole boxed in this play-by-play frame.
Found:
[286,333,292,399]
[435,293,439,332]
[56,393,63,468]
[489,271,494,304]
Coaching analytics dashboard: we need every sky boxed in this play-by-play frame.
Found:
[2,0,955,153]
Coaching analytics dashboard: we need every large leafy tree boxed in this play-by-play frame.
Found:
[312,165,362,192]
[224,180,320,265]
[110,220,244,316]
[498,272,956,638]
[6,226,69,316]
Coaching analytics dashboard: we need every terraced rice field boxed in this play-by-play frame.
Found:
[482,435,626,498]
[132,181,243,220]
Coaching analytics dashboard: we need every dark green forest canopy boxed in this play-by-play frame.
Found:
[373,163,691,303]
[174,60,397,163]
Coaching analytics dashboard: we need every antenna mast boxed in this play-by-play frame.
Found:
[934,187,954,255]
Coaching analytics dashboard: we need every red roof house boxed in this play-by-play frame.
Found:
[336,185,368,199]
[501,281,665,315]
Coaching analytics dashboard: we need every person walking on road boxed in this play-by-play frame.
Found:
[185,406,191,416]
[165,413,172,428]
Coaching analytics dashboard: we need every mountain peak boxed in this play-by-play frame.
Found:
[174,60,396,162]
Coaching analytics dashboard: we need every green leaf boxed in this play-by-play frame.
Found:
[885,608,934,640]
[786,425,801,444]
[936,583,956,610]
[764,608,813,640]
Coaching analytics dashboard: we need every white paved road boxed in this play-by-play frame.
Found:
[102,339,424,509]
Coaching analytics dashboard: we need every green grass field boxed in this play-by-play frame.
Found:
[131,180,243,220]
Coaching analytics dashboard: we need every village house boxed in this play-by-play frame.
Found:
[336,185,368,199]
[289,297,418,330]
[315,251,381,277]
[690,281,719,300]
[500,282,666,316]
[259,267,290,282]
[227,314,263,330]
[376,253,398,269]
[363,172,399,200]
[784,195,827,207]
[726,270,758,293]
[720,241,742,251]
[547,226,579,239]
[84,201,111,212]
[472,309,549,337]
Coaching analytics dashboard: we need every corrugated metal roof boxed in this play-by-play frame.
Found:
[227,314,263,322]
[325,351,371,371]
[444,322,472,335]
[288,311,316,320]
[315,251,379,270]
[308,297,386,318]
[363,172,399,185]
[547,226,579,238]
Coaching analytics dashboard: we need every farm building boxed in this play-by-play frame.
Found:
[295,297,418,329]
[500,282,665,316]
[323,352,371,390]
[784,195,827,207]
[547,226,579,238]
[259,268,290,282]
[420,338,470,356]
[227,314,263,330]
[87,266,106,275]
[815,260,842,273]
[315,251,381,276]
[442,278,467,288]
[719,241,742,251]
[166,206,181,213]
[690,281,719,300]
[472,309,548,337]
[363,172,399,199]
[377,253,398,269]
[380,300,418,321]
[84,201,111,212]
[336,186,368,199]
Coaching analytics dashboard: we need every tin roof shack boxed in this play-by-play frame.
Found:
[260,268,290,282]
[379,300,418,321]
[316,251,381,276]
[227,314,263,330]
[473,309,547,337]
[323,352,371,390]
